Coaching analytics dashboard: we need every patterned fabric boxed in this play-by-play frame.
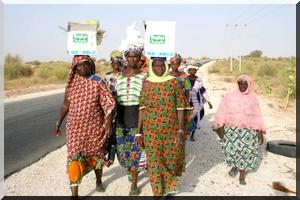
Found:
[67,154,104,186]
[187,77,206,132]
[220,126,259,171]
[213,75,266,132]
[116,128,147,171]
[105,71,120,98]
[66,74,115,159]
[116,72,147,106]
[140,78,188,196]
[176,76,191,94]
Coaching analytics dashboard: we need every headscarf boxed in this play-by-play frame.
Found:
[213,75,266,132]
[174,53,182,65]
[119,22,144,58]
[66,55,95,93]
[123,46,144,58]
[185,65,199,74]
[147,58,175,83]
[110,50,124,64]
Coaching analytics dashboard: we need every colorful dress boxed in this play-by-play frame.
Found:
[115,72,147,171]
[176,73,191,96]
[140,78,188,196]
[213,75,266,173]
[187,77,208,133]
[66,74,115,186]
[220,126,260,171]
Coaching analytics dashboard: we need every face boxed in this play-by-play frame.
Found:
[152,60,166,77]
[238,80,248,93]
[111,60,122,71]
[170,57,180,71]
[75,61,93,77]
[125,52,141,69]
[188,68,197,75]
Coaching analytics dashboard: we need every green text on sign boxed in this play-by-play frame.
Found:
[150,35,165,44]
[73,33,88,43]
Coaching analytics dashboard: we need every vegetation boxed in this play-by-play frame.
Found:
[209,53,296,104]
[4,54,112,91]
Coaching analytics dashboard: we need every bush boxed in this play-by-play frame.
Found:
[4,63,33,80]
[257,64,277,77]
[38,67,50,79]
[54,67,69,81]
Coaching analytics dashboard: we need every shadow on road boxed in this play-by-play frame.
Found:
[180,112,223,193]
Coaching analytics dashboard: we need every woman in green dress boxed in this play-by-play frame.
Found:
[137,57,189,196]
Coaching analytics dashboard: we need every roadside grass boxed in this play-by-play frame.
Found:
[209,57,296,100]
[5,60,112,90]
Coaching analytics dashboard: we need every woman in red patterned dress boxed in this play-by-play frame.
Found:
[54,55,115,198]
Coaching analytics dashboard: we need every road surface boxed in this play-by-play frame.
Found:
[4,93,66,177]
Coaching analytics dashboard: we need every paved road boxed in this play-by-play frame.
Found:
[4,93,66,177]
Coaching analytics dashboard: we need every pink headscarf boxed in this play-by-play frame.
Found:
[213,75,266,132]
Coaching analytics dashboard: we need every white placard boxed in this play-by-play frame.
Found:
[67,31,97,55]
[144,21,176,60]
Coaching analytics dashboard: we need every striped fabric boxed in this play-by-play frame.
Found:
[116,72,147,106]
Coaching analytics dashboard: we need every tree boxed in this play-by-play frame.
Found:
[248,50,263,58]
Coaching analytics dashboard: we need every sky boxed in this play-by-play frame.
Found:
[3,3,296,62]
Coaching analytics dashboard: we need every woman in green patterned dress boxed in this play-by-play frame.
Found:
[137,57,189,196]
[213,75,266,185]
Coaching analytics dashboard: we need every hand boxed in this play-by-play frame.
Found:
[105,126,112,137]
[217,127,224,139]
[135,135,143,148]
[174,130,185,147]
[208,102,213,109]
[257,131,264,145]
[54,125,61,137]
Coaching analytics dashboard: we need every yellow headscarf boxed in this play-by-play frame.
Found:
[147,59,175,83]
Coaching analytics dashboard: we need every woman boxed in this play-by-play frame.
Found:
[170,53,191,98]
[115,46,147,195]
[213,75,266,185]
[105,50,124,167]
[137,57,188,196]
[54,55,115,198]
[186,65,213,141]
[105,50,124,97]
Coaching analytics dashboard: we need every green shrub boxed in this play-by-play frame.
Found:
[257,64,277,77]
[38,67,50,79]
[4,63,33,80]
[54,67,69,81]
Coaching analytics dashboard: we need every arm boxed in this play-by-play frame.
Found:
[216,125,225,139]
[54,94,70,136]
[136,108,145,147]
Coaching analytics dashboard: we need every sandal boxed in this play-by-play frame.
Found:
[127,171,132,182]
[96,183,105,192]
[239,178,247,185]
[228,167,238,178]
[129,188,141,196]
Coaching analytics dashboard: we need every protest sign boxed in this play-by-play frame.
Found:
[144,21,176,60]
[67,31,97,55]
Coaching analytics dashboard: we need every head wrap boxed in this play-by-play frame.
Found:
[119,22,144,58]
[66,55,95,93]
[174,53,182,65]
[110,50,124,64]
[213,75,266,132]
[147,58,175,83]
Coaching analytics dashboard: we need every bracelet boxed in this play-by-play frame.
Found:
[177,129,184,134]
[135,133,142,137]
[56,120,61,127]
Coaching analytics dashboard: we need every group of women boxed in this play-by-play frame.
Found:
[54,44,266,198]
